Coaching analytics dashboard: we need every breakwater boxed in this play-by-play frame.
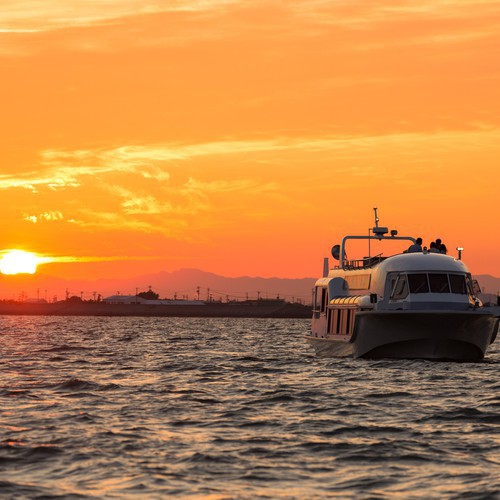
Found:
[0,301,312,318]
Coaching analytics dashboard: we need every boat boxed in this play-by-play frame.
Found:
[306,208,499,361]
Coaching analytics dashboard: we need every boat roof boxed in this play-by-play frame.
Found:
[375,252,468,273]
[315,252,469,288]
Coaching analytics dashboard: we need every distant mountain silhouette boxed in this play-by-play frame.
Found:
[0,268,316,303]
[475,274,500,295]
[131,269,316,302]
[475,274,500,305]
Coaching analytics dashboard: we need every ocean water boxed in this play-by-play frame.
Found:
[0,316,499,499]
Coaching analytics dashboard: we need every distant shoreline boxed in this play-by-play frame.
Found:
[0,301,312,319]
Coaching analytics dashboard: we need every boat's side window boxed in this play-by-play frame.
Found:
[391,274,409,300]
[313,287,320,311]
[320,287,327,313]
[449,274,467,294]
[345,309,351,334]
[429,273,450,293]
[465,274,475,296]
[408,273,429,294]
[330,309,339,334]
[387,274,398,297]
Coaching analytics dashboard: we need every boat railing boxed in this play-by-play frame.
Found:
[340,234,416,270]
[343,255,386,270]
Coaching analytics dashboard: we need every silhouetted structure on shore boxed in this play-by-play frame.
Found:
[0,298,311,318]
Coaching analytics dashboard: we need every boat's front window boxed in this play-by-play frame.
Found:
[408,274,429,294]
[391,274,409,299]
[429,273,450,293]
[449,274,468,294]
[389,272,472,300]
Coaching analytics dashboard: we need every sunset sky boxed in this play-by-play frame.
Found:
[1,0,499,284]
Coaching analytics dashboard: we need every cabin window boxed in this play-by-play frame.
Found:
[323,288,328,312]
[449,274,467,294]
[429,273,450,293]
[390,272,471,298]
[391,274,409,300]
[345,309,351,334]
[408,274,429,294]
[340,309,347,334]
[328,309,355,335]
[389,275,397,294]
[313,288,319,311]
[470,276,480,295]
[330,309,338,334]
[314,287,326,312]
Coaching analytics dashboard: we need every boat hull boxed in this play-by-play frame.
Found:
[307,310,499,361]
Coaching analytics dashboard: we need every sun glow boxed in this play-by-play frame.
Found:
[0,250,42,275]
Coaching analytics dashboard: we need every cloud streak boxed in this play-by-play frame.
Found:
[37,253,158,266]
[24,211,64,223]
[0,0,240,32]
[2,128,500,194]
[3,0,497,50]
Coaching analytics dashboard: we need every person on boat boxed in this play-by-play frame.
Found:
[407,237,423,253]
[435,238,448,254]
[429,241,441,253]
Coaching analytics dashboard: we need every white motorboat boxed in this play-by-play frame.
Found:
[306,209,499,361]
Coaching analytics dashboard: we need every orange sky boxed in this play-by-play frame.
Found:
[1,0,499,282]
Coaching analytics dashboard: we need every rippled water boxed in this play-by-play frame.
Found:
[1,316,499,499]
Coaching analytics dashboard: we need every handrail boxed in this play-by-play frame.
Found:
[340,234,416,270]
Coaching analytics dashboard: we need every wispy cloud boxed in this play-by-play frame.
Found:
[3,128,499,237]
[288,0,500,54]
[0,141,278,193]
[40,148,172,179]
[6,0,496,35]
[0,149,171,192]
[121,195,171,215]
[24,211,64,223]
[3,129,500,193]
[108,186,194,216]
[0,172,79,192]
[0,0,240,32]
[31,253,158,266]
[2,0,498,60]
[183,177,279,195]
[70,209,190,237]
[291,0,500,23]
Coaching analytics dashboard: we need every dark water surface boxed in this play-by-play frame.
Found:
[1,316,499,499]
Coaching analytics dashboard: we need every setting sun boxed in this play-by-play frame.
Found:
[0,250,41,275]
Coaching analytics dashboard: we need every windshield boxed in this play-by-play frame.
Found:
[390,273,471,299]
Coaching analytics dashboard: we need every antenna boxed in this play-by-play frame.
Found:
[373,206,379,228]
[371,206,388,239]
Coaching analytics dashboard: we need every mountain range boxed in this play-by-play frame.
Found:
[0,268,316,303]
[1,268,498,304]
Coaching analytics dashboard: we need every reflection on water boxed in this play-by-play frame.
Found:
[0,316,499,498]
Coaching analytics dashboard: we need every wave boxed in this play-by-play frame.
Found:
[53,377,121,392]
[420,407,500,424]
[36,344,93,353]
